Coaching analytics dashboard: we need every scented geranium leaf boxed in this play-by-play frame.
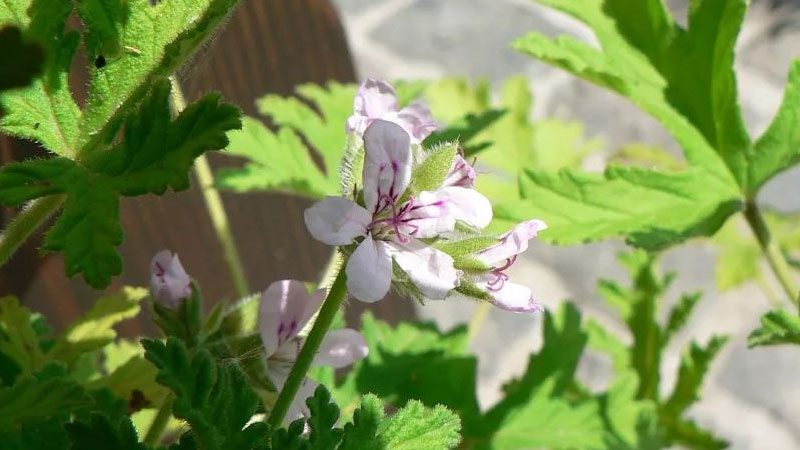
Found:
[0,0,81,157]
[663,293,701,344]
[748,309,800,347]
[712,217,762,291]
[0,26,44,92]
[66,413,148,450]
[340,395,383,450]
[496,166,741,249]
[0,296,45,376]
[48,287,147,366]
[423,109,505,157]
[601,372,664,449]
[0,82,239,288]
[379,400,460,450]
[749,60,800,195]
[142,338,269,450]
[218,118,333,197]
[77,0,239,158]
[306,385,343,449]
[0,415,72,450]
[665,419,727,450]
[662,336,728,419]
[0,365,91,429]
[74,0,124,59]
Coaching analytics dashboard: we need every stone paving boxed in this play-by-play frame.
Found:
[329,0,800,448]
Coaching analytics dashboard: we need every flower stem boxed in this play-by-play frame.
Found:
[169,77,250,298]
[467,302,491,344]
[0,195,66,267]
[743,202,800,311]
[267,266,348,426]
[143,393,174,445]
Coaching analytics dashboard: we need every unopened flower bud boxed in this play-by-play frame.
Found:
[150,250,192,308]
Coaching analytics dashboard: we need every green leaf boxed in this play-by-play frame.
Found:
[74,0,124,59]
[662,336,728,419]
[378,400,460,450]
[663,293,701,344]
[142,338,269,450]
[0,415,72,450]
[306,385,343,450]
[423,109,506,157]
[664,418,727,450]
[48,287,147,366]
[601,371,664,449]
[712,217,762,291]
[0,26,44,92]
[749,60,800,195]
[0,82,240,288]
[340,395,383,450]
[218,82,357,198]
[65,413,147,450]
[748,309,800,347]
[0,0,81,157]
[0,296,45,376]
[0,365,91,429]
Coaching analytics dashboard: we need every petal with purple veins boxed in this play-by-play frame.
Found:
[387,238,461,299]
[259,280,325,357]
[396,101,437,143]
[150,250,192,308]
[478,219,548,265]
[362,120,413,214]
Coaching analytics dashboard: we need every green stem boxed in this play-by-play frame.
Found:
[267,266,348,427]
[466,302,491,344]
[744,202,800,311]
[0,195,65,267]
[143,393,174,445]
[169,77,249,298]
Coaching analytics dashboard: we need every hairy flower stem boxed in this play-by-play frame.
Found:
[0,195,65,267]
[744,202,800,311]
[268,266,348,426]
[143,393,174,445]
[169,77,250,298]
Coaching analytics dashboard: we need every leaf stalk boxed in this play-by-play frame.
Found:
[0,195,66,267]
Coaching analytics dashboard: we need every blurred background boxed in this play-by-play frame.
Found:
[2,0,799,448]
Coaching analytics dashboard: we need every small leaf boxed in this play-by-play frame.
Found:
[340,394,383,450]
[663,293,701,344]
[378,400,460,450]
[662,336,728,419]
[748,309,800,347]
[66,413,147,450]
[306,385,343,450]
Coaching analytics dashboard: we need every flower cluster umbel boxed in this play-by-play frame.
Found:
[305,79,547,313]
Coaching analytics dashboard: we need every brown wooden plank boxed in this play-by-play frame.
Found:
[0,0,416,334]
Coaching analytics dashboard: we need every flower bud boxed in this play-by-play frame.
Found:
[442,155,476,188]
[150,250,192,308]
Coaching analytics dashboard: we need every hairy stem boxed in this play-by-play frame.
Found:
[0,195,66,267]
[169,77,250,298]
[143,393,174,445]
[744,202,800,311]
[267,266,348,426]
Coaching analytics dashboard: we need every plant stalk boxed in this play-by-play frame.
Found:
[169,77,250,298]
[267,266,348,426]
[743,202,800,310]
[0,195,66,267]
[143,393,174,445]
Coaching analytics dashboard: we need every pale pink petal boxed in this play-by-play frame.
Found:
[386,239,461,299]
[260,280,325,357]
[150,250,192,308]
[362,120,412,214]
[285,377,319,424]
[479,276,543,313]
[346,235,393,303]
[354,79,398,120]
[479,219,548,264]
[304,197,371,245]
[405,187,492,237]
[396,101,438,143]
[442,155,476,188]
[314,328,369,368]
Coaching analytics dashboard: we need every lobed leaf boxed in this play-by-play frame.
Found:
[748,309,800,347]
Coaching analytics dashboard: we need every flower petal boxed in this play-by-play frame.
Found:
[304,197,371,245]
[150,250,192,308]
[387,238,461,299]
[260,280,325,357]
[285,377,319,424]
[346,235,393,303]
[314,328,369,368]
[362,120,412,214]
[442,155,476,188]
[406,187,492,237]
[481,277,543,313]
[396,101,437,143]
[479,219,547,264]
[353,79,398,121]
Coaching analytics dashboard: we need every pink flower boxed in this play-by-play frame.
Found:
[346,79,437,144]
[305,120,493,302]
[441,155,476,188]
[471,220,548,313]
[260,280,368,423]
[150,250,192,308]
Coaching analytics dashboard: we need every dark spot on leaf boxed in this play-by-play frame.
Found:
[33,122,39,129]
[95,55,106,69]
[128,389,151,413]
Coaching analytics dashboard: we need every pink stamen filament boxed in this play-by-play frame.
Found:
[487,255,518,292]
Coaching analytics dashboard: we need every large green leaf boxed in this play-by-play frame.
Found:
[0,365,91,429]
[0,81,240,287]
